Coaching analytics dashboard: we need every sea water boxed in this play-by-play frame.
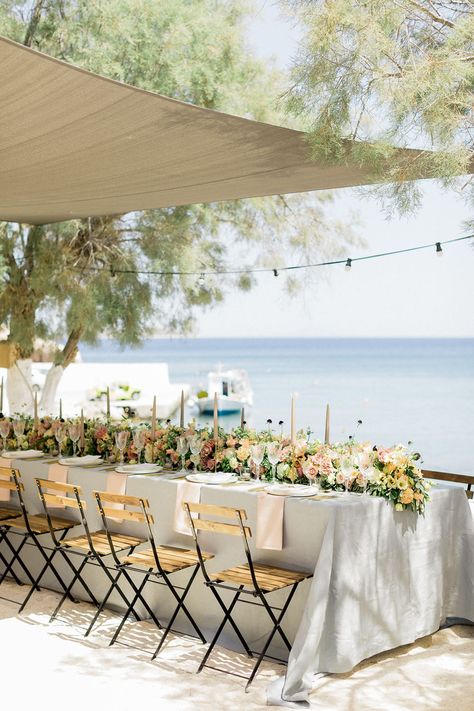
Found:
[80,338,474,474]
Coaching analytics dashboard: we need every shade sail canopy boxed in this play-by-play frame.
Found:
[0,36,466,225]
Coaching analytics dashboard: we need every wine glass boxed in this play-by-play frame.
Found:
[356,452,370,495]
[68,422,81,457]
[250,443,265,481]
[188,435,202,472]
[133,428,146,464]
[266,442,281,483]
[13,419,25,448]
[55,425,66,457]
[176,435,189,472]
[340,456,354,496]
[0,419,10,451]
[115,430,129,465]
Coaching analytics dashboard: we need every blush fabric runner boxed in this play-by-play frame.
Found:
[256,493,285,550]
[174,480,202,535]
[0,458,12,501]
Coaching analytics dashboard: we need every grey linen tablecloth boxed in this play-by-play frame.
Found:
[267,487,474,707]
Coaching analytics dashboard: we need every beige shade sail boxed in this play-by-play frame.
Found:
[0,35,465,225]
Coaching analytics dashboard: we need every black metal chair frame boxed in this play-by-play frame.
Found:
[28,478,161,632]
[0,468,77,605]
[184,502,312,690]
[93,490,206,656]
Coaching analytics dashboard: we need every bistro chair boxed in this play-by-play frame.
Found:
[422,469,474,499]
[0,468,77,603]
[32,478,160,632]
[93,490,213,656]
[183,502,313,690]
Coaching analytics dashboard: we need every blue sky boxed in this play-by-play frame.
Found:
[195,1,474,338]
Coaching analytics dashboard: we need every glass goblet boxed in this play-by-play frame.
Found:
[13,419,25,449]
[0,419,10,451]
[68,422,81,457]
[266,441,281,483]
[115,430,129,465]
[176,435,189,472]
[188,435,202,472]
[340,457,354,496]
[250,443,265,481]
[55,426,66,457]
[133,428,146,464]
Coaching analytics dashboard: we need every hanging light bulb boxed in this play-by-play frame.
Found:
[345,258,352,271]
[436,242,443,257]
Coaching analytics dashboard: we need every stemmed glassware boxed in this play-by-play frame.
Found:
[340,456,354,496]
[55,425,66,457]
[266,441,281,483]
[250,443,265,481]
[0,419,10,451]
[133,428,146,464]
[115,430,129,465]
[188,435,202,472]
[13,418,25,448]
[68,422,81,457]
[176,435,189,472]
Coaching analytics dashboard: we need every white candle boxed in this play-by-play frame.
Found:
[80,408,85,450]
[324,403,330,445]
[240,407,245,429]
[151,395,156,440]
[34,391,39,429]
[59,398,63,419]
[106,386,111,419]
[180,390,185,428]
[0,376,3,412]
[290,394,296,444]
[213,393,219,443]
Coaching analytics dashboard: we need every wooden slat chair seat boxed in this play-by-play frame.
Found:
[23,478,149,628]
[122,544,213,574]
[93,491,210,657]
[210,563,310,593]
[183,501,313,689]
[60,530,144,556]
[0,469,81,599]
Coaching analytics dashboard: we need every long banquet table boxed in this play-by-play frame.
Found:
[1,459,473,706]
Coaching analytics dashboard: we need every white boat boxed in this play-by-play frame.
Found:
[196,368,253,415]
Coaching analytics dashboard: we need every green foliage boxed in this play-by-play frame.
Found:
[283,1,474,212]
[0,0,357,361]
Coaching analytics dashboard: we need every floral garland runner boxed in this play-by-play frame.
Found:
[1,416,430,515]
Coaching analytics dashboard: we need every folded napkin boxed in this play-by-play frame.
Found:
[0,458,12,502]
[174,480,201,535]
[104,471,129,519]
[256,492,285,550]
[47,463,69,508]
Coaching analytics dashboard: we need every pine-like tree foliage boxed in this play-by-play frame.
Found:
[283,0,474,213]
[0,0,356,364]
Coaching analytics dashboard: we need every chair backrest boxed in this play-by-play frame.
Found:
[183,502,253,579]
[0,466,26,518]
[93,491,155,565]
[422,469,474,499]
[35,478,85,543]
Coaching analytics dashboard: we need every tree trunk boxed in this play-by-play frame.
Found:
[40,364,65,415]
[6,359,34,415]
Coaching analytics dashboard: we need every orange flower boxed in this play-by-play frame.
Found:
[400,488,414,505]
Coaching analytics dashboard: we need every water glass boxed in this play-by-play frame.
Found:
[266,441,281,483]
[250,443,265,480]
[176,435,189,471]
[55,426,66,457]
[340,457,354,496]
[0,419,10,451]
[133,428,146,464]
[188,435,202,472]
[13,419,24,447]
[115,430,129,465]
[68,422,81,457]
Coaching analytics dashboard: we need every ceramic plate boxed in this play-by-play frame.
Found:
[266,484,321,497]
[2,450,44,459]
[115,464,162,474]
[186,473,237,485]
[59,455,103,466]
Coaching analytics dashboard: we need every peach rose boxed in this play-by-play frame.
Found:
[400,488,414,505]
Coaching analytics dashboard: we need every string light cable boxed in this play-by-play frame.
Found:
[72,233,473,278]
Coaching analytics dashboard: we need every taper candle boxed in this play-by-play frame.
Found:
[0,376,3,412]
[106,386,111,419]
[180,390,185,428]
[80,408,85,450]
[34,391,39,429]
[59,398,63,419]
[240,407,245,429]
[290,394,296,444]
[213,393,219,443]
[151,395,157,440]
[324,403,330,445]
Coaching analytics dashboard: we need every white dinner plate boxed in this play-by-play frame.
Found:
[186,473,238,485]
[115,464,162,475]
[266,484,321,497]
[58,455,103,466]
[2,449,44,459]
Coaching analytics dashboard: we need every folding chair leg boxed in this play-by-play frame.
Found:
[0,535,38,588]
[208,584,253,658]
[245,584,298,690]
[151,565,204,660]
[49,556,93,622]
[56,548,100,608]
[119,567,163,630]
[198,586,250,673]
[0,538,24,586]
[109,570,153,647]
[84,568,131,637]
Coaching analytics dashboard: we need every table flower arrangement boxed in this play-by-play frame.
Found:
[0,415,430,514]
